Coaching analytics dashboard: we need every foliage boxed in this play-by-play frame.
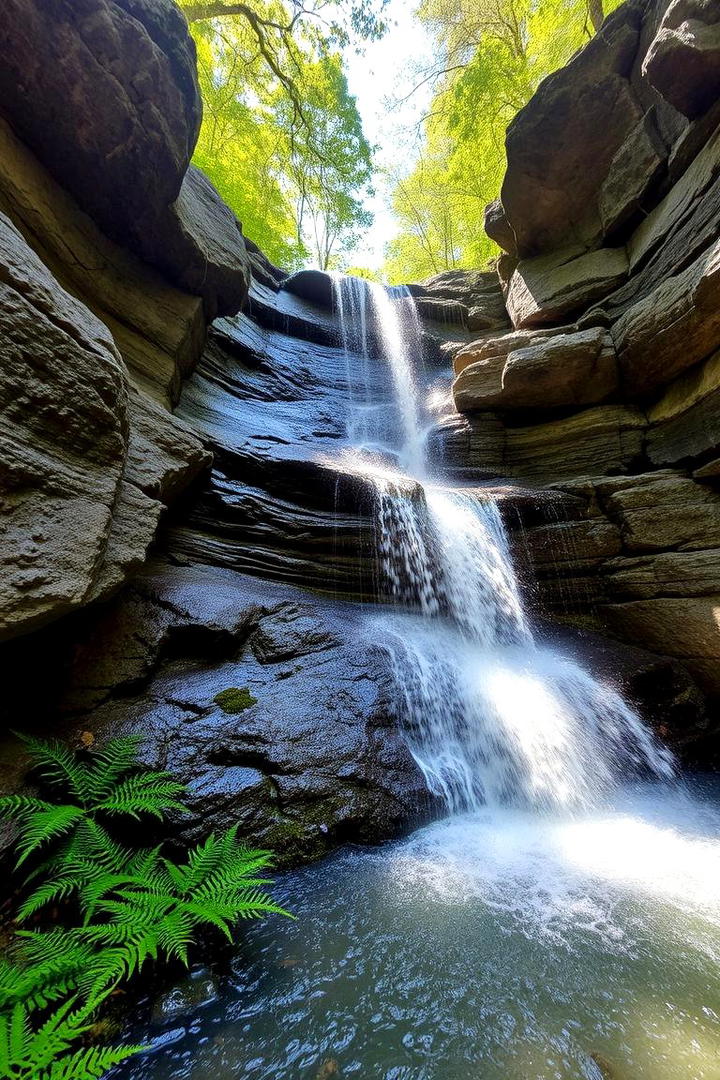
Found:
[0,998,143,1080]
[0,735,288,1079]
[384,0,623,282]
[181,2,376,269]
[213,687,258,713]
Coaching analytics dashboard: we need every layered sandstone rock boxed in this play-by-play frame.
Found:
[0,214,210,640]
[453,327,618,410]
[443,0,720,710]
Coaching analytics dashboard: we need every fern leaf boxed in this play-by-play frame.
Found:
[15,805,85,867]
[14,735,91,804]
[4,933,94,1011]
[80,736,142,802]
[62,818,133,873]
[93,772,187,821]
[0,794,56,821]
[155,909,195,966]
[17,874,80,922]
[42,1042,146,1080]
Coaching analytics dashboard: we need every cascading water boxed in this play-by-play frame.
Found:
[332,274,674,814]
[121,274,720,1080]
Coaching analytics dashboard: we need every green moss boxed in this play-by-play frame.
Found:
[213,686,258,714]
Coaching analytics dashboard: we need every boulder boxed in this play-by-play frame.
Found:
[9,565,432,865]
[0,4,250,321]
[499,0,646,256]
[613,238,720,394]
[506,246,629,328]
[0,0,201,252]
[281,269,334,309]
[145,165,251,321]
[453,327,617,411]
[643,0,720,119]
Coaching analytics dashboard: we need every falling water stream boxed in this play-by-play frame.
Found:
[121,278,720,1080]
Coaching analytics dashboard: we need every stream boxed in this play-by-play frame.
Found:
[118,278,720,1079]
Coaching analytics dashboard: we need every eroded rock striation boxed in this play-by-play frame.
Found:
[440,0,720,702]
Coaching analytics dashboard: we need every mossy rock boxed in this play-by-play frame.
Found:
[213,686,258,714]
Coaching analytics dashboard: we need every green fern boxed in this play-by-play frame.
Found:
[0,735,186,886]
[0,998,143,1080]
[0,733,290,1079]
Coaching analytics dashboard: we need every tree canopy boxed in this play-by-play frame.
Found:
[180,0,378,269]
[384,0,623,283]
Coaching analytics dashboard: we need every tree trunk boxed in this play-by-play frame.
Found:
[183,3,253,22]
[587,0,605,33]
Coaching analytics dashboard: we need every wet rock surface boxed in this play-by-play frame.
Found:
[0,564,433,864]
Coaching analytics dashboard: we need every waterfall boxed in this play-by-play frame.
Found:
[332,275,675,814]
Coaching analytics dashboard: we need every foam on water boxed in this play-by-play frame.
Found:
[119,779,720,1080]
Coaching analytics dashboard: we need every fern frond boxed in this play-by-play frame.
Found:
[155,909,195,966]
[94,772,187,821]
[16,875,79,922]
[80,737,142,802]
[0,795,56,821]
[14,735,91,804]
[60,818,133,873]
[15,805,85,867]
[42,1041,146,1080]
[3,933,94,1011]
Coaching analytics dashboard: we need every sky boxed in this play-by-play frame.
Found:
[342,0,436,270]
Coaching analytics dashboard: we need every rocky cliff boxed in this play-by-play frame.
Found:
[437,0,720,709]
[1,0,719,865]
[0,0,250,640]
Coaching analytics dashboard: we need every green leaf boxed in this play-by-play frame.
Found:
[15,805,85,867]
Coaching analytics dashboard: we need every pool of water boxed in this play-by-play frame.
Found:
[118,778,720,1080]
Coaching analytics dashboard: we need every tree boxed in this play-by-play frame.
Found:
[384,0,620,282]
[588,0,605,32]
[178,0,386,148]
[280,55,374,269]
[184,4,375,268]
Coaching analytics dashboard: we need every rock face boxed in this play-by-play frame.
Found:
[440,0,720,710]
[0,213,209,640]
[499,0,649,258]
[0,0,201,253]
[0,0,263,642]
[643,0,720,119]
[453,327,617,410]
[506,246,628,328]
[0,0,250,320]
